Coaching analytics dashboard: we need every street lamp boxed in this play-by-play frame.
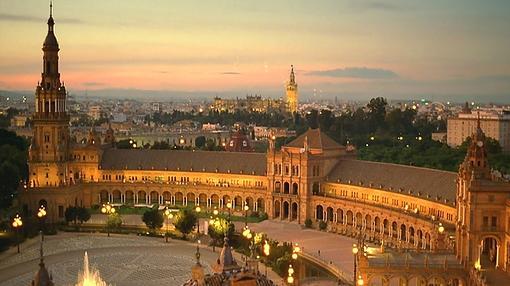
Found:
[37,205,47,241]
[287,264,294,284]
[12,214,23,253]
[438,223,445,234]
[195,206,201,235]
[357,275,364,286]
[244,204,250,227]
[352,243,359,284]
[164,208,174,243]
[101,202,115,237]
[263,240,270,276]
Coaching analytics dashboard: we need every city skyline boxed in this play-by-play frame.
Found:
[1,0,510,102]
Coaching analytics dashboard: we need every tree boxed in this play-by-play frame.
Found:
[76,207,91,224]
[64,207,78,225]
[65,206,91,226]
[142,209,164,231]
[304,218,312,228]
[208,218,235,247]
[107,213,122,230]
[174,208,197,236]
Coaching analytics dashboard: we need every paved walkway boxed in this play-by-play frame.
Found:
[248,220,356,282]
[0,232,281,286]
[87,214,358,282]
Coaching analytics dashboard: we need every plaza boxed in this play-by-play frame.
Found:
[0,233,217,286]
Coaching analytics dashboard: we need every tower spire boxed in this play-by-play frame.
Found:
[289,65,295,84]
[50,1,53,17]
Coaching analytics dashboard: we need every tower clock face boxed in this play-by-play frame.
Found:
[477,141,483,147]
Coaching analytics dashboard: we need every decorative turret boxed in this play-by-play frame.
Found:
[213,236,240,273]
[460,112,490,180]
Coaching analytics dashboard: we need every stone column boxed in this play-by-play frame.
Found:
[255,201,258,211]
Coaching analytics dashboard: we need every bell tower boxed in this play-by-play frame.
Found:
[285,65,298,114]
[456,113,510,272]
[29,2,70,188]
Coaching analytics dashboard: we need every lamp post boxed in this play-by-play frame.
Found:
[287,264,295,284]
[195,206,201,236]
[164,208,174,243]
[292,243,301,285]
[226,201,232,223]
[37,205,47,240]
[12,214,23,254]
[352,243,359,284]
[244,204,250,227]
[101,202,115,237]
[263,240,270,276]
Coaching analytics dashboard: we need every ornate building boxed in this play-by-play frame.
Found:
[20,6,510,285]
[210,95,285,114]
[285,65,298,114]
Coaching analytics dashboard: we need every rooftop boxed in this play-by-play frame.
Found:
[327,159,457,203]
[100,149,267,176]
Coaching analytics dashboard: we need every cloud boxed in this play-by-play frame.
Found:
[221,72,241,75]
[306,67,398,79]
[82,82,105,87]
[0,13,83,24]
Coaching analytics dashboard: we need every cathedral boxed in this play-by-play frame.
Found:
[21,5,510,286]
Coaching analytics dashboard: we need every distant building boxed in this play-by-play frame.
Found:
[431,132,447,143]
[112,112,127,123]
[201,123,220,131]
[210,95,284,113]
[285,65,298,114]
[447,105,510,152]
[225,129,254,152]
[87,105,102,120]
[10,115,28,127]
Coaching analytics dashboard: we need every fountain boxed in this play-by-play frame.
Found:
[76,251,109,286]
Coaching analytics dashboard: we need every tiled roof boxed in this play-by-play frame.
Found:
[100,149,267,176]
[327,159,457,203]
[285,128,343,150]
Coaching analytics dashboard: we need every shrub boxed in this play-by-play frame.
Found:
[107,213,122,230]
[318,220,327,230]
[304,218,312,228]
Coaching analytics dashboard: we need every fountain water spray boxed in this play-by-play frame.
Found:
[76,251,109,286]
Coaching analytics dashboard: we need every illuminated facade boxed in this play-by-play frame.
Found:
[21,7,510,285]
[210,95,285,113]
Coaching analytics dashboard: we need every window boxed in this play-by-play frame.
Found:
[483,216,489,227]
[491,216,497,227]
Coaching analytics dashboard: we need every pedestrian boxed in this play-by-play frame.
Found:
[318,249,321,256]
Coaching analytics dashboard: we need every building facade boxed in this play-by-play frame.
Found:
[447,108,510,152]
[20,8,510,285]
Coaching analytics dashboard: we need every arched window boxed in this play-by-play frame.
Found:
[292,183,298,195]
[275,181,281,193]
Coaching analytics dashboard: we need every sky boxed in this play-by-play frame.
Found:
[0,0,509,102]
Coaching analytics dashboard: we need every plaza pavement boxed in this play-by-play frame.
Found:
[0,232,282,286]
[89,214,357,282]
[247,220,356,282]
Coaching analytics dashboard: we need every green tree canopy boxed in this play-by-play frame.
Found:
[174,208,197,235]
[142,208,164,230]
